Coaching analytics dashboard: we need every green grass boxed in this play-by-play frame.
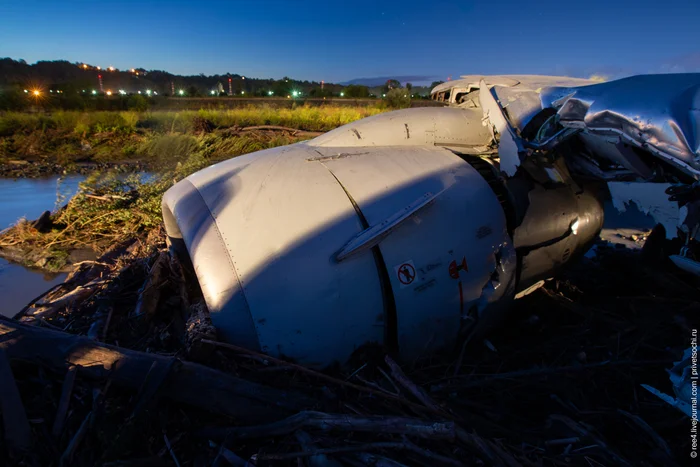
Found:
[0,105,388,164]
[0,105,385,137]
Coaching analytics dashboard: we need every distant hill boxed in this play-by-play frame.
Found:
[341,75,439,87]
[341,76,438,98]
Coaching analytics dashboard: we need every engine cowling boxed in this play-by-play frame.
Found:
[162,108,604,368]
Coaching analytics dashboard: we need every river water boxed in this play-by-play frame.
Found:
[0,176,84,317]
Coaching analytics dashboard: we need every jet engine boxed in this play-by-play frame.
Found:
[162,106,604,368]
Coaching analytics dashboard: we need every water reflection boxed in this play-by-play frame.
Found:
[0,175,84,317]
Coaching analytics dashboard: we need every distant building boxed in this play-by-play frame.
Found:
[216,82,225,94]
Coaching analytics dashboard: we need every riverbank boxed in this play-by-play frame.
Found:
[0,130,310,272]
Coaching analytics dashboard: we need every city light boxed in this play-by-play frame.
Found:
[24,90,28,93]
[108,66,115,71]
[106,90,112,96]
[340,92,344,97]
[382,94,386,97]
[210,90,216,95]
[97,66,101,70]
[119,90,126,95]
[131,68,135,73]
[50,90,53,93]
[292,91,298,97]
[83,64,88,69]
[178,89,184,96]
[33,90,40,96]
[268,91,273,95]
[153,91,158,95]
[92,90,97,95]
[241,91,245,95]
[138,91,141,94]
[146,90,152,96]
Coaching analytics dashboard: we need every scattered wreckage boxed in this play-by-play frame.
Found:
[163,73,700,368]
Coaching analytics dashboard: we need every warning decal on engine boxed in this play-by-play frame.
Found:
[394,260,416,288]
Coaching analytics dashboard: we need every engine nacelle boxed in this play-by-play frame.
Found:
[162,108,604,368]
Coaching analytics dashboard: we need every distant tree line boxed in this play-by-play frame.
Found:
[0,58,433,111]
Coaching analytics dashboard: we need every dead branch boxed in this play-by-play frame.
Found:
[256,442,407,461]
[204,411,456,441]
[51,365,78,439]
[82,193,130,201]
[59,411,92,466]
[0,318,316,423]
[0,348,31,452]
[431,359,675,391]
[13,282,68,319]
[26,277,106,319]
[384,355,444,414]
[549,415,632,466]
[617,410,678,466]
[200,339,441,417]
[133,251,169,318]
[347,452,409,467]
[162,433,182,467]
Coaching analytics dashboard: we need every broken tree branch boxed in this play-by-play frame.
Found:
[52,365,78,439]
[0,348,31,452]
[384,355,444,414]
[132,251,169,318]
[203,411,456,441]
[200,339,443,417]
[0,318,316,424]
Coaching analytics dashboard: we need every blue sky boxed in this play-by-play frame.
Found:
[1,0,699,85]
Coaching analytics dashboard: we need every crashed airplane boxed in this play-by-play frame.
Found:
[162,73,700,368]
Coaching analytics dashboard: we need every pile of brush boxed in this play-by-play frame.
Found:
[0,229,695,466]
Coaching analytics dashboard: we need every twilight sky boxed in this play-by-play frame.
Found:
[1,0,699,85]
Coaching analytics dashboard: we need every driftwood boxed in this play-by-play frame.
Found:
[384,355,444,414]
[0,318,316,423]
[203,411,456,441]
[25,278,106,320]
[201,339,441,417]
[133,251,169,318]
[59,411,92,466]
[0,348,31,452]
[223,125,323,138]
[51,365,78,438]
